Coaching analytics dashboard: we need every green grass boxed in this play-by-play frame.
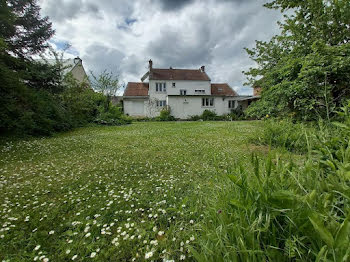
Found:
[0,121,281,261]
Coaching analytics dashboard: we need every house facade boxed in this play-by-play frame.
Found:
[123,60,257,119]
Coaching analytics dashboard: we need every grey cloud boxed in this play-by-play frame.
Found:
[153,0,194,11]
[83,44,125,75]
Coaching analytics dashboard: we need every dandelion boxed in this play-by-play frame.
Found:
[145,251,153,259]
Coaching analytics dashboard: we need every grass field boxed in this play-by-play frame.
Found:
[0,121,295,261]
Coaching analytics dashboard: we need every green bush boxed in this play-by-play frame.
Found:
[158,108,175,121]
[201,110,217,121]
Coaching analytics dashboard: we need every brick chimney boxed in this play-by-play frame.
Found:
[149,59,153,70]
[201,65,205,72]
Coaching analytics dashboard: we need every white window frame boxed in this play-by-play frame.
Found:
[228,100,235,109]
[202,98,214,107]
[195,89,205,94]
[156,100,167,107]
[156,82,166,93]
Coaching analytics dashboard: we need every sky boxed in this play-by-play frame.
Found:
[38,0,283,95]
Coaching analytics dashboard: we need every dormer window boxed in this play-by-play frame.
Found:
[156,82,166,92]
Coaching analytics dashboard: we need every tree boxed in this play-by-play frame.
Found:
[0,0,54,57]
[89,70,121,109]
[244,0,350,120]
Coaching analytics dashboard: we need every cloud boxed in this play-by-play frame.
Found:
[39,0,282,94]
[152,0,194,11]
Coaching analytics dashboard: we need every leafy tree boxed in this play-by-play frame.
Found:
[0,0,54,57]
[245,0,350,120]
[89,70,121,109]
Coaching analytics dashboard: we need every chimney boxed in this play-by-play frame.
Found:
[74,57,82,65]
[201,65,205,72]
[149,59,153,70]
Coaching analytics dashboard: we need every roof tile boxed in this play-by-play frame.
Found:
[124,82,149,96]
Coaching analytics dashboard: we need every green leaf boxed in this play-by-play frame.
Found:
[315,245,328,262]
[335,218,350,248]
[309,214,334,247]
[229,199,247,210]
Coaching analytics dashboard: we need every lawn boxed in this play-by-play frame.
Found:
[0,121,290,261]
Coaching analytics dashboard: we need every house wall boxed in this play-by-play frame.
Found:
[149,80,211,96]
[124,99,147,117]
[71,64,88,84]
[168,96,239,119]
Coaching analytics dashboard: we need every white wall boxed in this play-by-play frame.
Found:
[149,80,211,96]
[124,99,147,117]
[168,96,246,119]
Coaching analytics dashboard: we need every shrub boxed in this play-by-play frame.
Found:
[158,108,175,121]
[201,110,217,121]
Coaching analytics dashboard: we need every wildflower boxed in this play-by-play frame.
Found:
[66,250,71,254]
[85,232,91,238]
[72,255,78,260]
[180,255,186,260]
[48,230,54,235]
[34,245,41,251]
[158,231,164,236]
[90,252,97,258]
[43,258,49,262]
[145,251,153,259]
[190,236,195,241]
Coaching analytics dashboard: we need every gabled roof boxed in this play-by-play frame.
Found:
[211,83,237,96]
[150,68,210,81]
[124,82,149,96]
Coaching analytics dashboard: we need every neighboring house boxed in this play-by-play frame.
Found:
[123,60,258,119]
[39,57,90,85]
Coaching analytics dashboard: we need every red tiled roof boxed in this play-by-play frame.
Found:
[211,83,237,96]
[150,68,210,81]
[124,82,149,96]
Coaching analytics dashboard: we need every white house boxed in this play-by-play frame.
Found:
[123,60,258,119]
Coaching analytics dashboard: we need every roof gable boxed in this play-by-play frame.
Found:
[150,68,210,81]
[124,82,149,96]
[211,83,237,96]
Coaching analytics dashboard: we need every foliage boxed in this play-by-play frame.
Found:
[0,0,54,57]
[245,0,350,120]
[89,70,121,109]
[201,110,217,121]
[194,105,350,261]
[156,109,175,121]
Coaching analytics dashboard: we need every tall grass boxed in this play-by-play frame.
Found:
[193,104,350,261]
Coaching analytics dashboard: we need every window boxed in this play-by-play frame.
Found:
[202,98,214,107]
[195,89,205,94]
[156,82,166,92]
[172,82,176,87]
[180,89,187,96]
[156,100,167,107]
[228,100,235,109]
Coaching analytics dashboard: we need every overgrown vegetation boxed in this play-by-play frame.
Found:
[0,0,128,136]
[245,0,350,120]
[194,103,350,261]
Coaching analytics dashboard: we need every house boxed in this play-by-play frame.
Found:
[123,60,258,119]
[39,57,90,85]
